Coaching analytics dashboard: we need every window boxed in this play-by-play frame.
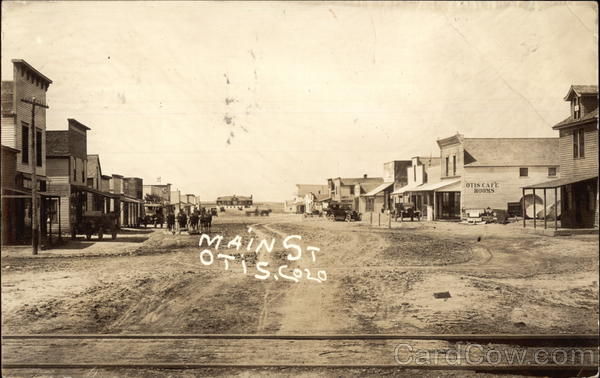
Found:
[21,124,29,164]
[445,156,449,176]
[452,155,456,176]
[366,197,374,212]
[572,97,581,119]
[36,129,42,167]
[413,166,416,182]
[519,168,528,177]
[573,129,585,158]
[82,170,85,183]
[548,167,557,177]
[349,186,355,195]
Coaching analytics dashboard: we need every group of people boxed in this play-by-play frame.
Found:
[143,207,213,233]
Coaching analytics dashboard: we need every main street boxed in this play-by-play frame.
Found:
[2,214,598,376]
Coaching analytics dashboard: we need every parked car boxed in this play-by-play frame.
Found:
[345,210,361,222]
[71,210,119,240]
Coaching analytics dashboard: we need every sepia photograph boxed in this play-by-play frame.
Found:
[1,1,598,377]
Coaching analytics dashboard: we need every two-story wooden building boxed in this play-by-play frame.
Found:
[1,59,55,244]
[46,119,118,236]
[360,161,411,214]
[524,85,598,230]
[392,156,441,220]
[436,134,559,220]
[328,175,383,211]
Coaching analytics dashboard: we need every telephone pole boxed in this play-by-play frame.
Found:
[21,97,49,255]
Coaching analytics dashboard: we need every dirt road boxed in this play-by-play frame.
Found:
[2,214,598,376]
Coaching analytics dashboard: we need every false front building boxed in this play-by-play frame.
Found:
[435,134,559,220]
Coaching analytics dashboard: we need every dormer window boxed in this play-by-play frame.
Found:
[572,97,581,119]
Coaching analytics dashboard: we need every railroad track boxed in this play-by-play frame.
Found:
[2,333,598,374]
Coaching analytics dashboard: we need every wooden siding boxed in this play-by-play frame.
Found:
[1,115,16,148]
[46,176,71,232]
[462,166,559,211]
[14,64,48,178]
[558,125,598,179]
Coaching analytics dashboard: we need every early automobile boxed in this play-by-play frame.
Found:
[71,210,119,240]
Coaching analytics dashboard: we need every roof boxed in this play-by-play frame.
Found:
[564,85,598,100]
[45,130,70,157]
[12,59,53,85]
[463,138,559,167]
[411,178,461,192]
[68,118,91,131]
[392,182,421,195]
[358,181,384,194]
[296,184,328,197]
[552,108,598,130]
[522,174,598,189]
[336,177,383,186]
[363,182,394,197]
[2,144,20,153]
[87,155,101,178]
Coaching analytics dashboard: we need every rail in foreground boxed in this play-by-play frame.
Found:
[2,333,598,375]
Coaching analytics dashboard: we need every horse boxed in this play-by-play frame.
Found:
[200,213,213,232]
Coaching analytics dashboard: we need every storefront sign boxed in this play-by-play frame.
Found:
[465,181,499,194]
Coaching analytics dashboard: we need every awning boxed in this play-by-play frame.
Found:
[70,184,119,198]
[392,182,419,195]
[121,195,144,204]
[523,174,598,189]
[411,178,462,192]
[363,182,394,197]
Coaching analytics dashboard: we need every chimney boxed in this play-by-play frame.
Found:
[363,174,368,179]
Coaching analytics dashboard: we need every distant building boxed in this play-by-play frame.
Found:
[1,59,54,244]
[360,161,411,214]
[524,85,598,230]
[327,175,383,210]
[217,194,253,208]
[392,156,441,220]
[285,184,328,213]
[123,177,144,227]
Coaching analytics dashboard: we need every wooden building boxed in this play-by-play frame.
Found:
[46,119,118,236]
[123,177,144,227]
[523,85,598,230]
[1,59,57,244]
[436,134,559,220]
[392,156,441,220]
[359,161,411,215]
[328,175,383,211]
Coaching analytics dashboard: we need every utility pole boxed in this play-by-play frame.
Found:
[21,97,49,255]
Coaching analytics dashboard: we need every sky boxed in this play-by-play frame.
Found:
[1,1,597,201]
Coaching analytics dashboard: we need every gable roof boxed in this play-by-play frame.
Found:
[564,85,598,100]
[363,182,394,197]
[552,108,598,130]
[463,138,559,167]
